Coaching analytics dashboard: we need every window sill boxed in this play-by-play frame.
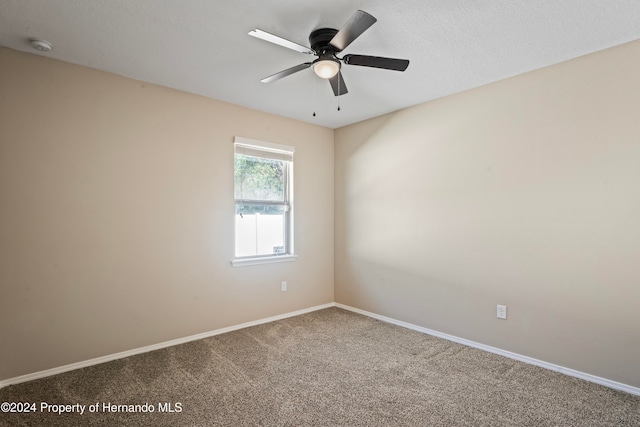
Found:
[231,255,298,267]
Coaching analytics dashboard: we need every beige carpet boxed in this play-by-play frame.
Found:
[1,307,638,426]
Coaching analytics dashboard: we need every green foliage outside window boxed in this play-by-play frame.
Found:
[235,154,286,215]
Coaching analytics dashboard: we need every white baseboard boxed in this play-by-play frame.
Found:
[3,301,638,397]
[0,303,335,390]
[335,303,640,397]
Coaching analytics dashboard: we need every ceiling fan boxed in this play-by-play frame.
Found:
[249,10,410,96]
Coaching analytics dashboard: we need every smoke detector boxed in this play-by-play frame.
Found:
[29,38,53,52]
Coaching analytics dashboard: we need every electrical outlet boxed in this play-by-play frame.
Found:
[497,305,507,320]
[281,281,287,292]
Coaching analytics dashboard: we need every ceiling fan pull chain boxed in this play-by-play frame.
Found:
[313,74,317,117]
[337,76,341,111]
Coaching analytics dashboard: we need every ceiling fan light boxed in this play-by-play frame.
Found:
[313,59,340,79]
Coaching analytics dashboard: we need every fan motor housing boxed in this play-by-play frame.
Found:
[309,28,339,53]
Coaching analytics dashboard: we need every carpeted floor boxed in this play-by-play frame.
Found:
[1,307,638,426]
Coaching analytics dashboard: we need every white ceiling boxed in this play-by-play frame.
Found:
[1,0,639,129]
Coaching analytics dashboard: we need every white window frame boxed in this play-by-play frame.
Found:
[231,137,297,267]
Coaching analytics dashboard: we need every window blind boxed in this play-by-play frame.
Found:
[234,136,294,162]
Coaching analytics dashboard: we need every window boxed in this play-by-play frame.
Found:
[232,137,296,266]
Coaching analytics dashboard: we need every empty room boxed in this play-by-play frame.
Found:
[1,1,639,425]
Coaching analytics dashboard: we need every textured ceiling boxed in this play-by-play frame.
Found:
[1,0,639,128]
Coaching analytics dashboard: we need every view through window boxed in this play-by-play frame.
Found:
[234,139,293,258]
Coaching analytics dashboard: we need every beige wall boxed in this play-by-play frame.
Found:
[335,40,640,387]
[0,47,334,381]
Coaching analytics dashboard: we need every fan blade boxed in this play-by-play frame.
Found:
[328,71,348,96]
[249,29,313,54]
[261,63,312,83]
[329,10,377,52]
[343,54,409,71]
